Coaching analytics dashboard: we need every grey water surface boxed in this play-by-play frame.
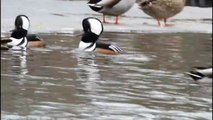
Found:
[1,32,212,120]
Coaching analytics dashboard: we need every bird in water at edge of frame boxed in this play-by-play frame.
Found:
[1,37,11,50]
[186,66,212,81]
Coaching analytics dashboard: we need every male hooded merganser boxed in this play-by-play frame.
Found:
[79,17,123,54]
[186,66,212,81]
[138,0,186,26]
[7,15,46,49]
[88,0,136,24]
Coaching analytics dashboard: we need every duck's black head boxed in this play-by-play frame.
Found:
[88,0,103,12]
[81,17,103,43]
[15,15,30,30]
[11,15,30,39]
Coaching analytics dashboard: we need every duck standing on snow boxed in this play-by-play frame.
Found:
[186,66,212,81]
[138,0,186,26]
[88,0,136,24]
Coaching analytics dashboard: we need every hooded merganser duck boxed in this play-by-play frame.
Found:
[7,15,46,49]
[79,17,123,54]
[88,0,136,24]
[186,66,212,81]
[138,0,186,26]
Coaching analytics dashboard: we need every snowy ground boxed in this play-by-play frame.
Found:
[1,0,212,34]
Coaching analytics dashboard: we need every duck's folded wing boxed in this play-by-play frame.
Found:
[97,42,123,53]
[96,0,121,8]
[27,34,43,41]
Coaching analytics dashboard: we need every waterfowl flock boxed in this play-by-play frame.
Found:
[1,0,212,81]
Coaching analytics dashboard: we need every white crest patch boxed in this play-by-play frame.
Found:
[21,16,30,30]
[88,19,103,35]
[79,41,96,51]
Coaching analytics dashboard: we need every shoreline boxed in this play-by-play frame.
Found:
[1,0,212,35]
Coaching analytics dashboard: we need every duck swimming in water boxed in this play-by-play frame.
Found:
[79,17,123,54]
[7,15,46,49]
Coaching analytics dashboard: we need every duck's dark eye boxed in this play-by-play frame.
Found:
[141,1,150,7]
[87,28,91,32]
[82,20,91,33]
[84,27,90,33]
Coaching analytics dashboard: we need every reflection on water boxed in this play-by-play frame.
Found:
[1,32,212,120]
